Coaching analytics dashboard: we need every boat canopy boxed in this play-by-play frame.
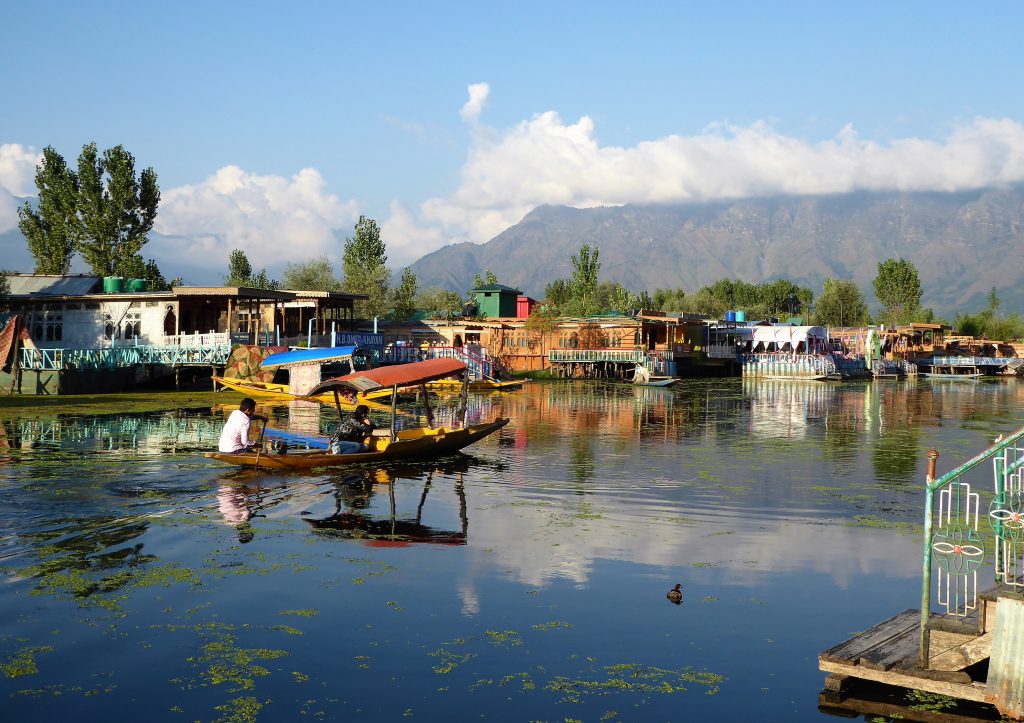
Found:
[261,345,363,369]
[307,358,467,395]
[751,325,828,345]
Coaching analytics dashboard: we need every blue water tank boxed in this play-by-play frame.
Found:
[735,310,746,322]
[725,311,736,322]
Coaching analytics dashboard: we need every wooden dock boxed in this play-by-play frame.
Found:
[819,589,1024,719]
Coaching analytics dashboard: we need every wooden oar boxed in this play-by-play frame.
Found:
[253,419,267,470]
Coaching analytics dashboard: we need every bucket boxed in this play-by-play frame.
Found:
[103,276,125,293]
[725,310,736,322]
[127,278,147,292]
[735,310,746,323]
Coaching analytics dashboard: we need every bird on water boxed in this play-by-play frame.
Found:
[666,583,682,604]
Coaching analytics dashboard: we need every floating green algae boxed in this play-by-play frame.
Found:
[545,663,724,704]
[1,645,54,678]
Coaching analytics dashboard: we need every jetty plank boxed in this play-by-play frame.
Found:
[819,609,919,664]
[819,659,989,704]
[928,632,993,672]
[858,624,921,671]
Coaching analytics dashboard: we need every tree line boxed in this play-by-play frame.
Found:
[9,143,1023,339]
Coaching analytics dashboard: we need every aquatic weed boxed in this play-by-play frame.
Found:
[1,645,54,678]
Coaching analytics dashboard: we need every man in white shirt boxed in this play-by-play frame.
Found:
[218,397,269,453]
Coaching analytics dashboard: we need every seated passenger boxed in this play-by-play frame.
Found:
[330,404,375,454]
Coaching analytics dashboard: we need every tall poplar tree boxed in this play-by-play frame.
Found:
[873,258,922,326]
[17,146,80,274]
[342,215,391,319]
[569,244,600,316]
[76,143,160,277]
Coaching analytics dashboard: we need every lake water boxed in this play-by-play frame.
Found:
[1,378,1022,721]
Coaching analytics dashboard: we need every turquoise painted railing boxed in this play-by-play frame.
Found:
[919,427,1024,666]
[20,343,233,371]
[548,349,647,365]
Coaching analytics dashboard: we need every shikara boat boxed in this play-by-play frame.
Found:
[205,358,510,470]
[634,377,677,388]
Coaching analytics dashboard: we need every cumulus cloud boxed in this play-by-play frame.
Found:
[460,82,490,122]
[0,143,41,233]
[154,165,361,268]
[393,108,1024,260]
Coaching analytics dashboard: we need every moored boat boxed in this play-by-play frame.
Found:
[205,358,510,470]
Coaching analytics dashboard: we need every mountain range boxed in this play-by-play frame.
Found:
[408,186,1024,317]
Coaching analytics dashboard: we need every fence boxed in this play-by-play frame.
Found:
[919,427,1024,665]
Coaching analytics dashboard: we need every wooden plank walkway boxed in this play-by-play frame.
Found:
[819,608,990,704]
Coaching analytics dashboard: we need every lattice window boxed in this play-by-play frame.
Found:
[123,312,142,340]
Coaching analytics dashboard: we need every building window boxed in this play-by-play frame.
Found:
[31,311,62,342]
[123,312,142,340]
[104,313,120,341]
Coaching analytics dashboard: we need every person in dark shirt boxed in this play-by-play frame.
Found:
[330,404,375,454]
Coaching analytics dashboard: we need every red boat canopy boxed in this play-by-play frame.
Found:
[306,358,467,396]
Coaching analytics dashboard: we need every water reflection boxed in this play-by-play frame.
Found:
[304,462,471,546]
[2,379,1024,722]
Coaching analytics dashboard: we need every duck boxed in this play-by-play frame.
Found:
[666,583,682,605]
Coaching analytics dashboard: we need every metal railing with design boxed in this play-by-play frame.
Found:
[918,426,1024,666]
[740,352,838,379]
[20,340,233,371]
[548,348,647,365]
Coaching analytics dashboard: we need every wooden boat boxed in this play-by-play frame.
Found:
[213,375,393,410]
[630,364,677,387]
[634,377,677,387]
[205,358,510,470]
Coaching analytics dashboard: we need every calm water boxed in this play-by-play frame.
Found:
[1,379,1022,721]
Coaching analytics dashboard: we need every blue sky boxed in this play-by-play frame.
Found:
[2,1,1024,284]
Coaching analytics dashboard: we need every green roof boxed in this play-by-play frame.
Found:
[471,283,522,294]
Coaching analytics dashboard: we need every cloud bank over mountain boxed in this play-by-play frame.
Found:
[5,86,1024,279]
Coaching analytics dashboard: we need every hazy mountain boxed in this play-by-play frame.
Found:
[409,187,1024,317]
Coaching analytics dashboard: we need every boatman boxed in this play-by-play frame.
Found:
[218,398,269,454]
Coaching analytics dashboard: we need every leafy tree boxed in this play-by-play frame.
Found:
[225,249,253,285]
[544,279,572,312]
[390,268,419,320]
[760,279,808,317]
[814,279,871,327]
[342,215,391,319]
[249,269,280,291]
[76,143,160,277]
[17,146,80,274]
[955,287,1024,340]
[524,306,558,351]
[653,287,687,312]
[473,269,498,287]
[282,256,341,291]
[873,258,922,326]
[0,271,10,299]
[120,254,173,291]
[568,244,600,316]
[417,286,463,323]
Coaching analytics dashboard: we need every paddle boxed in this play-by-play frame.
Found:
[253,419,267,470]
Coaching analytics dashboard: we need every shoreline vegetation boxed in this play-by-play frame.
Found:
[0,390,245,415]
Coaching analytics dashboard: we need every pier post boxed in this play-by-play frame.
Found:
[919,447,939,667]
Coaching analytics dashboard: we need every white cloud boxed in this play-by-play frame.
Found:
[460,82,490,122]
[389,107,1024,262]
[0,143,41,233]
[154,165,361,269]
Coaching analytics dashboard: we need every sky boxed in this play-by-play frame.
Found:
[3,1,1024,285]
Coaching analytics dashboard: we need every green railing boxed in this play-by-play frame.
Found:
[919,426,1024,665]
[20,343,232,371]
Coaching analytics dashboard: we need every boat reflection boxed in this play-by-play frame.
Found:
[303,461,473,546]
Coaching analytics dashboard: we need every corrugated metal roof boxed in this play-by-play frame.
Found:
[5,275,101,296]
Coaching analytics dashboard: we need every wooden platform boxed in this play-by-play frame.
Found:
[819,609,989,704]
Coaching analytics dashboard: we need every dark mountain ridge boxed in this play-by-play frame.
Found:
[409,186,1024,316]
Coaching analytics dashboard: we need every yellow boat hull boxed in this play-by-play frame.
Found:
[204,418,510,470]
[212,377,390,410]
